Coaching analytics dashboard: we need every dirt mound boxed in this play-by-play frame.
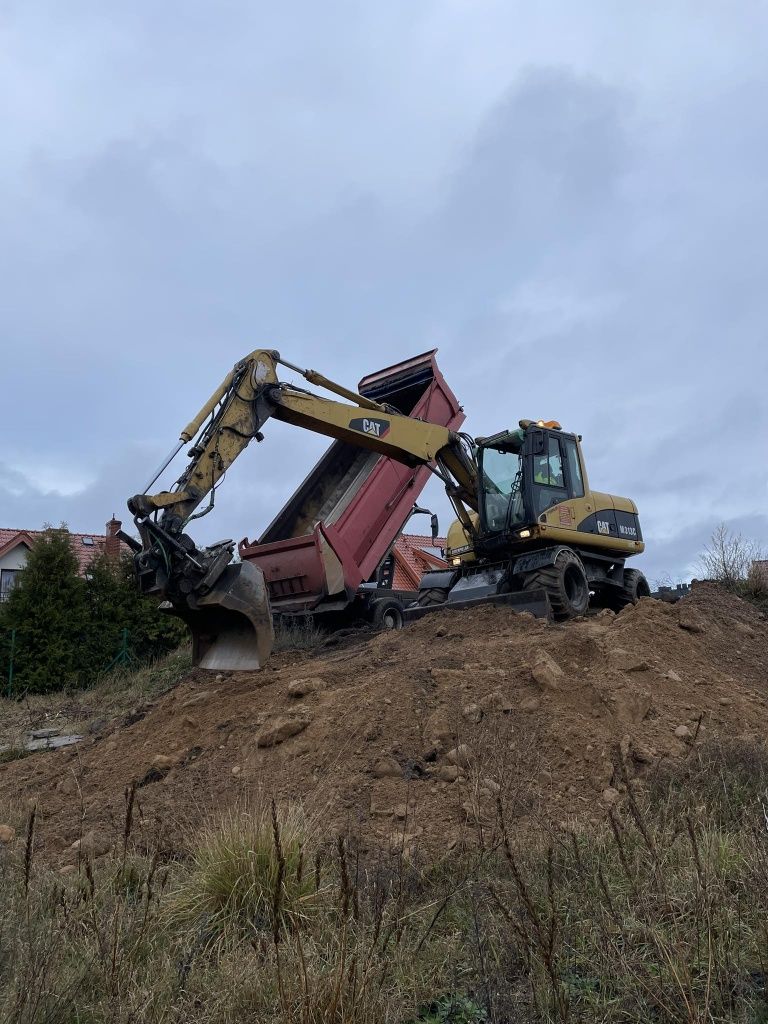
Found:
[1,584,766,862]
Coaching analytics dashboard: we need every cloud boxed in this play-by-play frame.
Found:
[2,4,767,590]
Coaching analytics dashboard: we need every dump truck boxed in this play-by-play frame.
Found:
[127,348,648,670]
[237,351,463,631]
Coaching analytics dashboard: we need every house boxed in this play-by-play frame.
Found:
[651,582,691,603]
[376,533,449,591]
[0,517,125,602]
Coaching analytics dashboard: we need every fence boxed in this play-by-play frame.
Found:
[1,627,140,698]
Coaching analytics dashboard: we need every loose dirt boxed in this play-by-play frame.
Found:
[1,584,766,864]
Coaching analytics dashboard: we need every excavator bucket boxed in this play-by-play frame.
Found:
[176,561,274,671]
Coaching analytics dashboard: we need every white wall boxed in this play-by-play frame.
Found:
[0,544,30,572]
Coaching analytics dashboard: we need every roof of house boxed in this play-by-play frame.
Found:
[391,533,448,590]
[0,527,127,576]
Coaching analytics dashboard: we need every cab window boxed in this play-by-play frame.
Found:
[532,435,568,514]
[533,436,564,488]
[563,437,584,498]
[480,448,524,531]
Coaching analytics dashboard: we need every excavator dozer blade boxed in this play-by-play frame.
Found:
[180,561,274,671]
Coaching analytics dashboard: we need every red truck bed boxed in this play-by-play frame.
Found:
[238,350,464,614]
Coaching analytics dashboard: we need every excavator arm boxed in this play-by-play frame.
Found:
[127,349,477,670]
[130,350,477,524]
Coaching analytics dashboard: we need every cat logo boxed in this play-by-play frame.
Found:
[597,520,611,535]
[349,416,391,439]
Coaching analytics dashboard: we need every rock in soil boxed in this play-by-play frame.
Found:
[256,715,310,747]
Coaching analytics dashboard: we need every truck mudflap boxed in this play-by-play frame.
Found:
[171,561,274,671]
[403,588,551,623]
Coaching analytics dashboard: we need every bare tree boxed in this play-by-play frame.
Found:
[697,523,765,590]
[652,571,674,591]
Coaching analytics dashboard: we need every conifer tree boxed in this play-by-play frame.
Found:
[0,525,89,692]
[0,528,186,694]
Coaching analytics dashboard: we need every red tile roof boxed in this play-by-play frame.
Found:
[0,526,129,576]
[391,533,448,590]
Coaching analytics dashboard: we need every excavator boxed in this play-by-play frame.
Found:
[127,349,648,670]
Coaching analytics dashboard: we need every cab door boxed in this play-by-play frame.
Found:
[553,434,588,531]
[525,430,569,517]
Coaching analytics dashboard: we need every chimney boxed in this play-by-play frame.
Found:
[105,515,122,560]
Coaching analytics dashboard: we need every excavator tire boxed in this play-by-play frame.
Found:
[603,568,651,611]
[522,548,589,620]
[416,587,450,607]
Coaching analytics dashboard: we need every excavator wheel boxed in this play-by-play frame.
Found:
[522,548,589,621]
[416,587,450,607]
[601,568,651,611]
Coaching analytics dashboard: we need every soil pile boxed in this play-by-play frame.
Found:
[0,583,766,863]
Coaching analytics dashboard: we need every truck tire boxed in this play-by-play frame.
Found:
[371,598,405,631]
[608,568,651,610]
[522,548,589,620]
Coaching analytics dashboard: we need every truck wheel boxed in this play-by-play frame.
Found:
[371,599,405,631]
[610,569,651,610]
[523,548,589,620]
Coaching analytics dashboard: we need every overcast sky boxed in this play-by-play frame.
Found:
[3,1,767,585]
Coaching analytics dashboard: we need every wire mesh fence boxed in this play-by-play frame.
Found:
[0,626,143,698]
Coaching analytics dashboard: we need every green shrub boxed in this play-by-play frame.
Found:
[0,526,185,693]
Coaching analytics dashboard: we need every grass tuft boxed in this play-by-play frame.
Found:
[0,746,31,765]
[165,801,319,951]
[273,615,325,653]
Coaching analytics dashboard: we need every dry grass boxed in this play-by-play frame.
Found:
[0,646,192,751]
[0,740,767,1023]
[273,615,326,653]
[486,741,768,1022]
[165,800,322,951]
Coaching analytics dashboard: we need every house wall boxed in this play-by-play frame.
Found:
[0,546,29,572]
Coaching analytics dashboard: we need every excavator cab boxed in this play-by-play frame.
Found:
[475,422,586,544]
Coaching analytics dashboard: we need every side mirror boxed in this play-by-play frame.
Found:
[430,514,439,543]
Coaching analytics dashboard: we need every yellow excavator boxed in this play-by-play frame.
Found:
[127,349,648,670]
